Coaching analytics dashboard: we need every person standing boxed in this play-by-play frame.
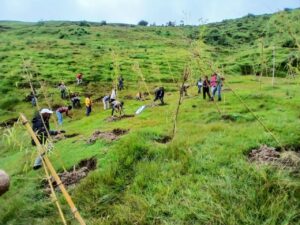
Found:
[58,82,67,99]
[118,76,124,90]
[102,95,110,110]
[202,76,211,100]
[110,88,117,103]
[56,106,72,125]
[196,78,203,94]
[85,95,92,116]
[211,73,222,101]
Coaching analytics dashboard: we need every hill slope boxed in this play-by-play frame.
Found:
[0,9,300,225]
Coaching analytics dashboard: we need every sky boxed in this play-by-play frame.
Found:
[0,0,299,24]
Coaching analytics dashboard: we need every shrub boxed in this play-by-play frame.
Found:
[138,20,148,26]
[0,97,20,110]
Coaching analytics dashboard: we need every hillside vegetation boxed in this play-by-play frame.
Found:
[0,9,300,225]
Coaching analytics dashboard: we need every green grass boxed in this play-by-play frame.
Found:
[1,75,300,224]
[0,9,300,225]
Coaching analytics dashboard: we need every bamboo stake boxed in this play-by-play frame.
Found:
[20,113,86,225]
[172,66,190,138]
[42,160,67,225]
[272,46,275,87]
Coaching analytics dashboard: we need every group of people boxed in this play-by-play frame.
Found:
[196,73,224,101]
[29,71,226,170]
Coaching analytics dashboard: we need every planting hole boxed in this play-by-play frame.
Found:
[87,128,129,144]
[155,135,172,144]
[42,157,97,193]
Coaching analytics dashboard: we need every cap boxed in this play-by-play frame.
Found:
[40,108,53,114]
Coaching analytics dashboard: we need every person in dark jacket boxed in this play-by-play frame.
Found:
[118,76,124,90]
[202,76,211,100]
[154,87,165,105]
[31,108,63,170]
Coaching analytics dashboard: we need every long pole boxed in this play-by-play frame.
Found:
[20,113,86,225]
[272,46,275,87]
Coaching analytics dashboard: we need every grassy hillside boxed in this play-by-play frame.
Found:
[0,9,300,225]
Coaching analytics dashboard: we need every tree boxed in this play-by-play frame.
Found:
[166,21,176,27]
[138,20,148,26]
[100,20,107,26]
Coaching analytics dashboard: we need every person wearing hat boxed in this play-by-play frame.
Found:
[31,108,64,170]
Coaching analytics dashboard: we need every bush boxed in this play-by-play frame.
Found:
[138,20,148,26]
[0,97,20,110]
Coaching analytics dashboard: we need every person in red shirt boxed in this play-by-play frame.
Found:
[56,106,72,125]
[76,73,83,85]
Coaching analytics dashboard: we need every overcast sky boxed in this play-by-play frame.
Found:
[0,0,299,24]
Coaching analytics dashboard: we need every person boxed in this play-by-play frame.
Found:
[56,106,72,125]
[154,87,165,105]
[111,100,124,116]
[58,82,67,99]
[29,91,36,106]
[110,88,117,103]
[102,95,110,110]
[76,73,83,85]
[181,84,190,96]
[118,76,124,90]
[211,73,222,101]
[202,76,211,100]
[85,95,92,116]
[31,108,64,170]
[196,78,203,94]
[70,93,81,108]
[136,92,144,101]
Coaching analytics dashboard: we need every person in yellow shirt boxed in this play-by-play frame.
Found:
[85,95,92,116]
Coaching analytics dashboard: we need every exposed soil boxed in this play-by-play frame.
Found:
[248,145,280,163]
[105,114,135,122]
[43,157,97,193]
[155,135,172,144]
[52,133,80,142]
[248,145,300,170]
[0,117,18,128]
[87,128,129,144]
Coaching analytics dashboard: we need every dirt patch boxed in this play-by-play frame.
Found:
[52,133,80,142]
[155,135,172,144]
[249,145,280,163]
[248,145,300,170]
[43,157,97,193]
[105,114,135,122]
[0,117,18,128]
[87,128,129,144]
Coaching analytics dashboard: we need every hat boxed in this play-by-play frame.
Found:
[40,108,53,114]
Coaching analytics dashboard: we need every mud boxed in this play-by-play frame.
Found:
[87,128,129,144]
[43,157,97,193]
